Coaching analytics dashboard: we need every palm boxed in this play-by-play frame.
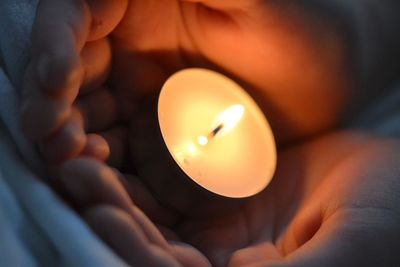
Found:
[102,6,355,264]
[163,132,400,267]
[169,133,321,267]
[107,0,349,143]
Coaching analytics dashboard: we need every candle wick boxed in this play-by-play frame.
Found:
[197,124,224,147]
[209,123,224,139]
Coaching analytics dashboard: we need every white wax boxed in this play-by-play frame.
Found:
[158,69,276,198]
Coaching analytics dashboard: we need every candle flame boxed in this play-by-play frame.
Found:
[197,104,245,146]
[215,104,245,133]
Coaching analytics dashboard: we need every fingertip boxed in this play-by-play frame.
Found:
[40,108,86,163]
[40,122,86,164]
[87,0,129,41]
[33,0,91,51]
[81,134,110,161]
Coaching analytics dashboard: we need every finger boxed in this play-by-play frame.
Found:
[119,174,179,226]
[170,242,213,267]
[59,158,133,210]
[75,86,118,132]
[30,0,91,95]
[259,209,398,267]
[227,243,282,267]
[39,107,86,163]
[81,134,110,161]
[21,67,72,141]
[59,158,170,249]
[86,0,129,41]
[100,126,128,169]
[21,0,91,141]
[80,38,112,94]
[84,206,181,267]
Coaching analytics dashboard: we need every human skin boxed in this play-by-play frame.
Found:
[21,0,353,163]
[58,132,400,267]
[20,0,400,266]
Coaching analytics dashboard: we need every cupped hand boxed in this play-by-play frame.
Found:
[22,1,400,267]
[58,131,400,267]
[107,0,350,143]
[21,0,352,166]
[56,158,212,267]
[178,132,400,267]
[20,0,128,163]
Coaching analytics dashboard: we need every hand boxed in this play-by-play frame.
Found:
[57,158,212,267]
[20,0,127,163]
[20,0,352,166]
[58,132,400,267]
[21,1,400,266]
[107,0,351,144]
[177,132,400,267]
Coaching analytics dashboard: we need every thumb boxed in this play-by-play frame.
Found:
[267,209,399,267]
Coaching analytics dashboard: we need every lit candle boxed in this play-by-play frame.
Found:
[157,69,276,198]
[130,68,277,216]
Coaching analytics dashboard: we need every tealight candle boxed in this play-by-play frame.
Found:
[158,69,276,198]
[130,68,276,215]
